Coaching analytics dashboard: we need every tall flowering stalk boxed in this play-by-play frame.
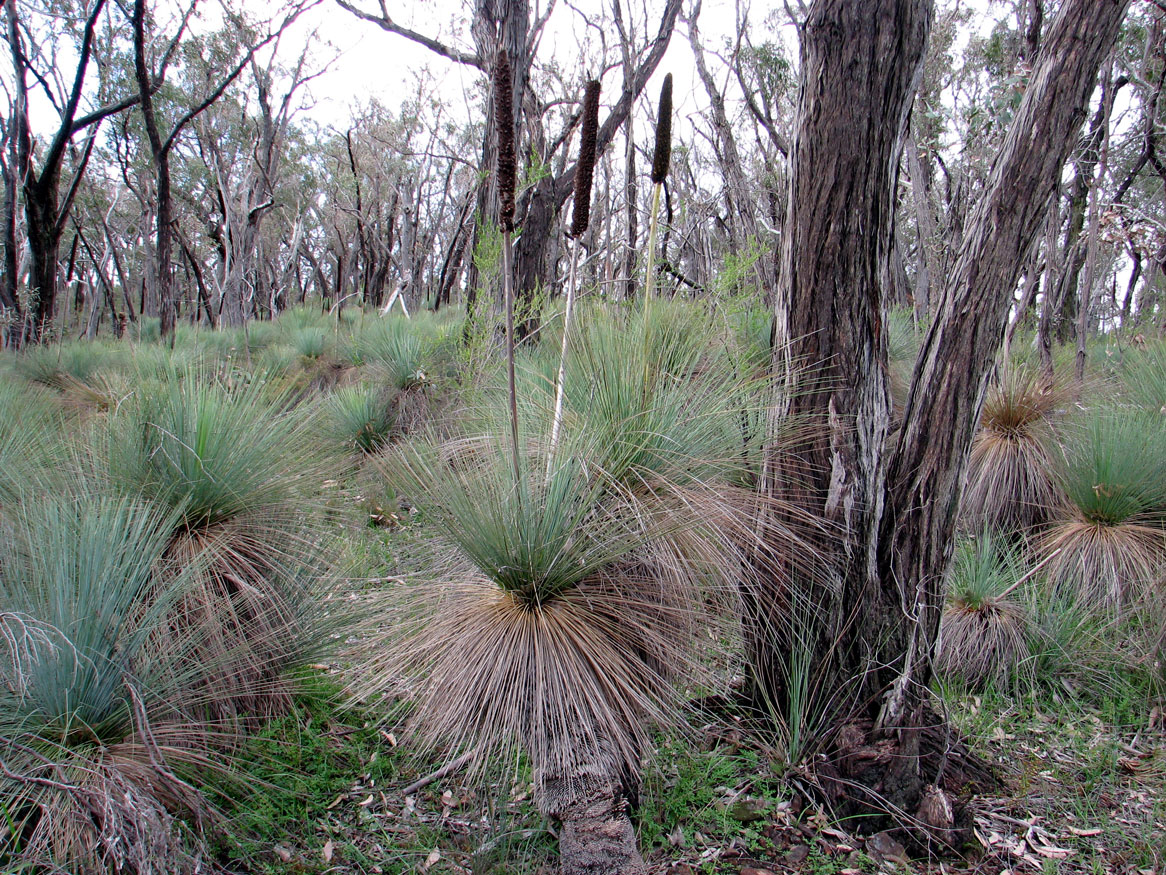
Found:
[548,78,600,473]
[494,49,521,487]
[643,73,672,305]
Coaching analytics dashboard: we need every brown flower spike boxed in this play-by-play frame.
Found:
[494,49,517,233]
[650,73,673,185]
[569,79,601,239]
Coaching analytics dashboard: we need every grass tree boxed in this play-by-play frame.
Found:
[360,303,814,875]
[325,383,396,454]
[960,367,1067,535]
[1121,342,1166,413]
[0,494,225,871]
[935,534,1035,691]
[1039,408,1166,609]
[96,374,337,719]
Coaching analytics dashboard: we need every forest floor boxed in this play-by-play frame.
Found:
[214,489,1166,875]
[215,676,1164,875]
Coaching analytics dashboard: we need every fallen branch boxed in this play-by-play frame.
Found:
[402,749,476,796]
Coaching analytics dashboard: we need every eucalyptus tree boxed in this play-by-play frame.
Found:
[756,0,1131,831]
[131,0,315,340]
[185,38,325,325]
[1105,2,1165,331]
[686,0,777,297]
[2,0,143,345]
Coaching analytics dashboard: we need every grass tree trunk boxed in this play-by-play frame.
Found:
[538,740,645,875]
[756,0,1131,826]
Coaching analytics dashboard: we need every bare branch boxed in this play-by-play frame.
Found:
[334,0,482,68]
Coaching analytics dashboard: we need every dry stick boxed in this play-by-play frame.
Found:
[401,749,477,796]
[548,79,600,478]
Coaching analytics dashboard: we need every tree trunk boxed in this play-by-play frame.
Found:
[757,0,931,726]
[24,181,61,343]
[755,0,1131,826]
[0,142,23,346]
[134,0,176,340]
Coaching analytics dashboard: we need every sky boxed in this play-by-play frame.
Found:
[249,0,785,130]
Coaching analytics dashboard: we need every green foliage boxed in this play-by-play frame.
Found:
[326,383,395,453]
[0,380,59,506]
[104,375,322,529]
[2,496,185,742]
[389,436,639,602]
[472,218,503,289]
[347,316,427,388]
[555,303,762,488]
[1056,408,1166,526]
[739,39,794,96]
[216,676,397,872]
[713,238,764,298]
[639,736,774,849]
[255,342,302,378]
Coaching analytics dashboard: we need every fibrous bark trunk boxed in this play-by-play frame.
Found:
[756,0,1131,826]
[759,0,931,729]
[537,738,646,875]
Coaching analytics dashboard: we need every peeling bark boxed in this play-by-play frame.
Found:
[755,0,1132,823]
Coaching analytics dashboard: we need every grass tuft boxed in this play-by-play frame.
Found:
[961,367,1066,533]
[936,534,1034,691]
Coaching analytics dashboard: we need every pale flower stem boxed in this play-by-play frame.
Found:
[502,229,522,492]
[547,239,581,481]
[643,182,663,307]
[641,182,664,397]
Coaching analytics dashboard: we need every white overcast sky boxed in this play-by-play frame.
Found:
[269,0,756,130]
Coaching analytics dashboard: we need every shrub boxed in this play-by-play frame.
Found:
[935,534,1034,690]
[1038,408,1166,609]
[961,367,1066,534]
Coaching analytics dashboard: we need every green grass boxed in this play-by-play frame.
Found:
[325,384,396,454]
[0,493,224,870]
[639,736,777,855]
[214,675,398,873]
